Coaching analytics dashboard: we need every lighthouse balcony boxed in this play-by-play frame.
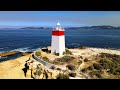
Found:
[52,28,64,31]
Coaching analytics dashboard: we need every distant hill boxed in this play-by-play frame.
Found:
[65,25,120,30]
[20,27,52,29]
[20,25,120,30]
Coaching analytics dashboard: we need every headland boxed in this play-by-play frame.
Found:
[0,46,120,79]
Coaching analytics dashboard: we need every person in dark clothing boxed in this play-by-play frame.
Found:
[22,62,29,77]
[22,68,27,77]
[25,63,29,69]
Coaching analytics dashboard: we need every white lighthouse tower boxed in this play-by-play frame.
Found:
[51,22,65,56]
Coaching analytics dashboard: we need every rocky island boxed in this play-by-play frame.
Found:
[0,46,120,79]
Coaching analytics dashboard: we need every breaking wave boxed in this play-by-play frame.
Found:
[0,51,6,54]
[12,47,31,52]
[11,47,41,53]
[0,56,7,59]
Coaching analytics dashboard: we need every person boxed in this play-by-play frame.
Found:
[22,62,29,77]
[22,67,27,77]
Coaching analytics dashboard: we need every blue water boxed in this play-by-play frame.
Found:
[0,29,120,61]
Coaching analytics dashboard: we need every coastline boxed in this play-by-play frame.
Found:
[0,46,120,79]
[0,53,32,79]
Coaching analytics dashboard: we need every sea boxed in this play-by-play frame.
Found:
[0,28,120,61]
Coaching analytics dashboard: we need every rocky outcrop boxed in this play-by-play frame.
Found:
[25,59,63,79]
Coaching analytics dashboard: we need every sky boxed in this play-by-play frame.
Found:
[0,11,120,28]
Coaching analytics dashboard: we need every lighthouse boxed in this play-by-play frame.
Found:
[51,22,65,56]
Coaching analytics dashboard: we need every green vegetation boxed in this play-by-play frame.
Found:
[54,56,75,64]
[50,65,56,70]
[56,68,61,71]
[42,56,50,62]
[35,51,41,56]
[87,65,94,70]
[55,53,59,56]
[81,68,88,73]
[66,64,76,71]
[69,72,76,77]
[79,46,86,49]
[35,69,42,76]
[53,51,59,56]
[89,69,102,78]
[79,56,83,59]
[93,63,103,70]
[84,58,89,62]
[63,49,73,55]
[56,73,69,79]
[81,53,120,79]
[78,60,82,65]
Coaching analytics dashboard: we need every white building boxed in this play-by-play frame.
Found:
[51,22,65,56]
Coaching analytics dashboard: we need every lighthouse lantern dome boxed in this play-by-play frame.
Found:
[57,22,60,26]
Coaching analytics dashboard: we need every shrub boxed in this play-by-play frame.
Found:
[35,51,41,56]
[84,58,89,62]
[79,46,86,49]
[113,54,120,58]
[95,72,102,78]
[109,68,120,75]
[56,56,75,62]
[79,56,83,59]
[42,56,49,62]
[66,64,76,71]
[78,60,82,65]
[99,59,106,64]
[50,65,56,70]
[69,73,76,77]
[102,63,110,69]
[81,68,88,73]
[109,69,119,75]
[100,59,118,69]
[89,69,102,78]
[87,65,94,70]
[93,63,103,70]
[89,69,96,76]
[116,68,120,72]
[54,51,59,56]
[56,68,61,71]
[63,49,73,55]
[55,53,59,56]
[36,69,42,76]
[100,53,120,59]
[56,73,69,79]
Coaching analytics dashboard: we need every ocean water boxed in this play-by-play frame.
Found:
[0,29,120,61]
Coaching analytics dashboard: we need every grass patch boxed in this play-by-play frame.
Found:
[69,72,76,77]
[54,56,75,63]
[42,56,50,63]
[56,73,69,79]
[35,51,41,57]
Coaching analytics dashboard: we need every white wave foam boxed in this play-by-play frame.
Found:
[11,47,41,53]
[0,47,42,54]
[29,47,41,52]
[0,56,7,59]
[11,47,31,53]
[0,51,6,54]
